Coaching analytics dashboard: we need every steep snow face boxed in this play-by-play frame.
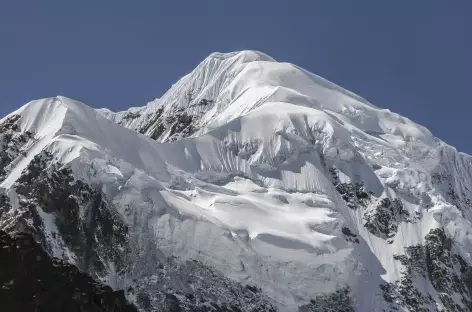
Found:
[0,97,170,189]
[2,51,472,311]
[98,50,433,149]
[97,51,281,142]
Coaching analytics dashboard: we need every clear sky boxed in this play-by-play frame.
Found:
[1,1,471,152]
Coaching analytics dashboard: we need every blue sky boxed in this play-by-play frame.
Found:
[1,1,471,152]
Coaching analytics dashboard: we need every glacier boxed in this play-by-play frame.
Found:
[1,50,472,311]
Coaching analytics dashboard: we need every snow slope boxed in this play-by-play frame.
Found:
[2,51,472,311]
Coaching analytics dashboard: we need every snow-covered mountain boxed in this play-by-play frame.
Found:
[1,50,472,312]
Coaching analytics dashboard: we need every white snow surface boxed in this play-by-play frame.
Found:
[2,50,472,311]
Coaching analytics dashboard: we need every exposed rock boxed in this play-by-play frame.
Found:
[341,227,359,244]
[0,114,36,182]
[131,258,277,312]
[364,198,410,239]
[0,193,11,220]
[0,230,137,312]
[134,96,216,142]
[140,107,164,138]
[165,107,196,142]
[385,228,472,311]
[14,152,129,277]
[298,287,355,312]
[330,167,371,209]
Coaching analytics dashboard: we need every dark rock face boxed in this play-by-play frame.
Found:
[139,107,165,139]
[0,114,36,182]
[0,199,45,248]
[131,258,278,312]
[134,97,215,142]
[0,193,11,220]
[381,228,472,312]
[330,167,371,209]
[13,152,129,277]
[164,108,196,142]
[424,229,472,311]
[0,230,137,312]
[364,198,410,240]
[341,227,359,244]
[298,287,355,312]
[138,106,197,142]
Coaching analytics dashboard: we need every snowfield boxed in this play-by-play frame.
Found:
[1,50,472,311]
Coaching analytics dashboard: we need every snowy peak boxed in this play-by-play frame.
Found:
[2,51,472,311]
[207,50,276,62]
[95,50,278,141]
[4,96,72,137]
[99,50,434,151]
[3,96,116,142]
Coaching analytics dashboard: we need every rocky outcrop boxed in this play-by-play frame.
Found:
[0,114,35,182]
[364,198,411,240]
[118,95,216,142]
[381,228,472,311]
[330,167,372,209]
[13,152,129,277]
[299,287,355,312]
[0,230,137,312]
[130,257,278,312]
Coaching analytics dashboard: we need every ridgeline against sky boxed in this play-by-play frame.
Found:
[1,1,471,152]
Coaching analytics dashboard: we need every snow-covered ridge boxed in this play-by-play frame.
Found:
[1,51,472,311]
[98,50,434,147]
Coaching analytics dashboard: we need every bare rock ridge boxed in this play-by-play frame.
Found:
[1,50,472,311]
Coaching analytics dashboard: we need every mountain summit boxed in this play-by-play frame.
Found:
[1,51,472,311]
